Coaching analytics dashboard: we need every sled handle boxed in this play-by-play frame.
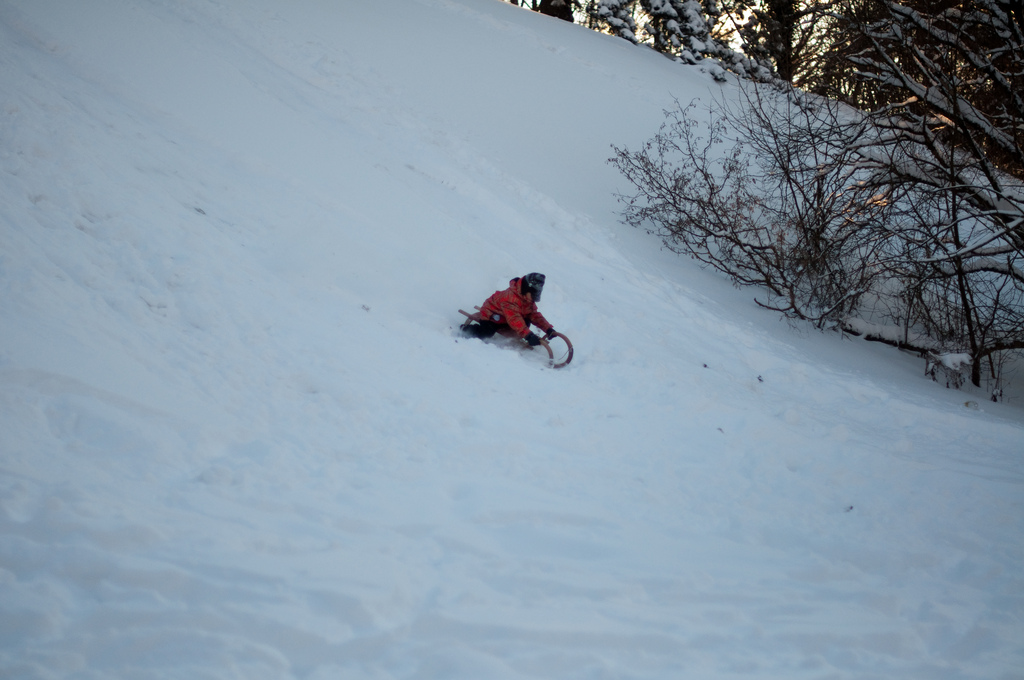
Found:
[545,331,573,368]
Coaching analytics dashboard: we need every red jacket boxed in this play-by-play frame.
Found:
[478,277,553,339]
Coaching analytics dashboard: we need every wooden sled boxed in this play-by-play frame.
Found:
[459,307,574,369]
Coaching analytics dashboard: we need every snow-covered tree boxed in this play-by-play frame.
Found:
[585,0,772,78]
[584,0,641,41]
[640,0,720,61]
[585,0,721,59]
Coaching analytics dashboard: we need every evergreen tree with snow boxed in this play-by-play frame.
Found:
[585,0,641,42]
[645,0,718,62]
[586,0,723,61]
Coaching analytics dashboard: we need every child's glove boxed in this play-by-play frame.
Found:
[525,332,542,346]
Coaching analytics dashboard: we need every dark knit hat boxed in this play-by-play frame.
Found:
[521,272,545,301]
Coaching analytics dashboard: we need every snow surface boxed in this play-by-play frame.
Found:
[1,0,1022,678]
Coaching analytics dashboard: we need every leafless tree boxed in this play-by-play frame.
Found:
[838,0,1024,388]
[610,88,885,324]
[611,72,1022,397]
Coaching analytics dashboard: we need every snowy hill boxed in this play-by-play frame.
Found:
[1,1,1022,678]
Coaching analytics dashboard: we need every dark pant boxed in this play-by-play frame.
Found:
[461,319,501,339]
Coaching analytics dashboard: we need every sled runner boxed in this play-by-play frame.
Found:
[459,307,574,369]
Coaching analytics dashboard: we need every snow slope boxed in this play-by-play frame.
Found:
[1,0,1022,678]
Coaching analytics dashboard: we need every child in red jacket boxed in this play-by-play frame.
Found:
[461,273,558,346]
